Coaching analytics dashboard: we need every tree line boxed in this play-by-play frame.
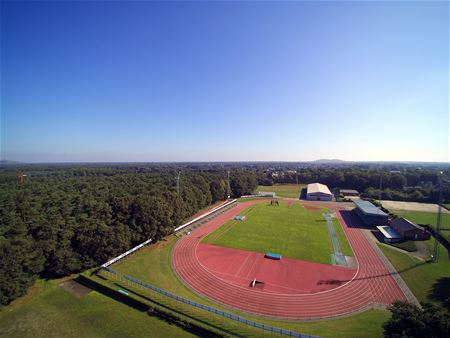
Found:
[257,167,450,203]
[0,166,257,305]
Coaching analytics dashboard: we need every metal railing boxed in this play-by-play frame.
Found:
[101,267,318,338]
[173,199,237,232]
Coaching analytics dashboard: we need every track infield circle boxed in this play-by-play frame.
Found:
[172,199,407,319]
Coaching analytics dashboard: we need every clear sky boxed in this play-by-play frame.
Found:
[1,0,449,162]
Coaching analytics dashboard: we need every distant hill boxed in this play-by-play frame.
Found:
[312,159,346,164]
[0,160,22,166]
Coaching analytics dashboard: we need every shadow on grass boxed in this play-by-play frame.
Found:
[317,260,427,285]
[339,210,371,229]
[77,276,225,337]
[117,285,234,337]
[75,276,149,312]
[428,277,450,309]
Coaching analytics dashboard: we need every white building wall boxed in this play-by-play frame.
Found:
[306,193,332,201]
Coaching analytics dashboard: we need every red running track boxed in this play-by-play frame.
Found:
[172,200,407,319]
[197,244,356,294]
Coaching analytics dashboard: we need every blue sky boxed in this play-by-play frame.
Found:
[1,1,449,162]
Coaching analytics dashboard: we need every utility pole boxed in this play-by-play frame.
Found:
[227,170,231,199]
[176,171,181,195]
[432,177,443,263]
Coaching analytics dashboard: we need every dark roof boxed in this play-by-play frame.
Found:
[353,200,388,217]
[340,189,359,194]
[390,218,422,232]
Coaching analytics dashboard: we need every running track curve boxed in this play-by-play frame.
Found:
[172,200,407,319]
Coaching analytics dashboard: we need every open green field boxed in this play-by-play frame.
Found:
[0,277,194,338]
[391,209,450,228]
[381,209,450,305]
[112,235,388,338]
[202,201,353,264]
[379,242,450,306]
[257,184,305,198]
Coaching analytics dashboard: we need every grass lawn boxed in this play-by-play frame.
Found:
[388,240,417,252]
[113,235,388,338]
[443,204,450,211]
[257,184,305,198]
[202,202,335,264]
[0,277,195,338]
[391,210,450,236]
[379,243,450,305]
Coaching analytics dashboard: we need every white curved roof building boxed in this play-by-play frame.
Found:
[306,183,333,201]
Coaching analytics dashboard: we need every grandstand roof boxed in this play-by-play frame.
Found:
[353,199,388,217]
[376,226,401,239]
[307,183,332,195]
[390,218,421,232]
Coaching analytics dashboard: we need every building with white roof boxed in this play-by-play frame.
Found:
[306,183,333,201]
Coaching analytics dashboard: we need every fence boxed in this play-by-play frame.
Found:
[101,199,237,268]
[102,239,152,268]
[173,199,237,232]
[101,266,319,338]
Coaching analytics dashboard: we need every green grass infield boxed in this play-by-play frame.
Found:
[202,201,353,264]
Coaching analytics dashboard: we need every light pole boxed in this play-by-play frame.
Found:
[432,174,448,263]
[227,170,231,199]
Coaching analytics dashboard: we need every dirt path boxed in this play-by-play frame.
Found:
[380,200,450,214]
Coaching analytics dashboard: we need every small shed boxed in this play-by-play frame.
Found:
[340,189,359,196]
[390,218,430,240]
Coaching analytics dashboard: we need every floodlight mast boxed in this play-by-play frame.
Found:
[227,170,231,199]
[432,174,446,263]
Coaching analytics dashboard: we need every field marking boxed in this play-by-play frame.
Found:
[235,252,252,276]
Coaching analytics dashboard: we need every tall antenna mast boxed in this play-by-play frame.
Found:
[227,170,231,199]
[176,171,181,195]
[433,175,443,262]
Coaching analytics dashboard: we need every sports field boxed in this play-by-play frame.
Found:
[111,235,388,338]
[202,201,353,264]
[257,184,305,198]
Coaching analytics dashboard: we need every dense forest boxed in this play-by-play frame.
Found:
[1,162,448,306]
[257,167,450,203]
[0,165,257,305]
